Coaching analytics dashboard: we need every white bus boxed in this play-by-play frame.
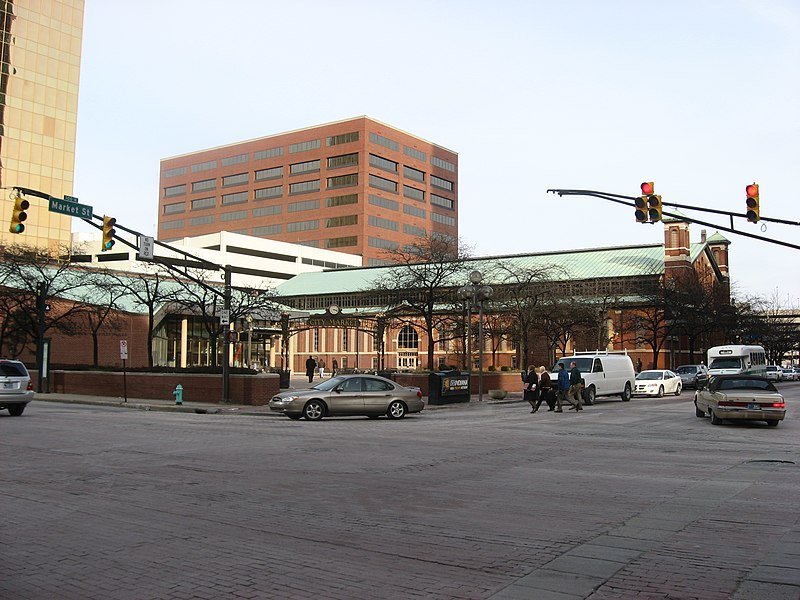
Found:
[707,345,767,376]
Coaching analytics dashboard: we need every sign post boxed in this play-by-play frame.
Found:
[120,340,128,402]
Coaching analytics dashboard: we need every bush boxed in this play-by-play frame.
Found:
[500,366,511,372]
[488,365,496,371]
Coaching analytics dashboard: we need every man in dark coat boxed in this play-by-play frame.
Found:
[305,356,317,383]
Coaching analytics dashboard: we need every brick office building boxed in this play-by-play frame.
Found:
[158,116,459,266]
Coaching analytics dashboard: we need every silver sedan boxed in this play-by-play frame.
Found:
[694,375,786,427]
[269,374,424,420]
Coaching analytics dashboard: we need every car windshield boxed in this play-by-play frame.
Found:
[636,371,663,380]
[709,357,742,370]
[552,358,592,373]
[715,378,777,392]
[311,376,348,391]
[676,366,698,374]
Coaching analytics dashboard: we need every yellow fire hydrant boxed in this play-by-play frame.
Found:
[172,384,183,405]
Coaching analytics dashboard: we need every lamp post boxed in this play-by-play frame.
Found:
[457,271,494,402]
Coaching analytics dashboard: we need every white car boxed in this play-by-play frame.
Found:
[782,367,797,381]
[765,365,782,382]
[633,370,682,397]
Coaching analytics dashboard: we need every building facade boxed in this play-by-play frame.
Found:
[158,116,459,266]
[0,0,84,249]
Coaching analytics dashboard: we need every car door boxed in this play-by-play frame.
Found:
[328,377,365,415]
[592,358,607,394]
[362,377,395,414]
[665,371,678,393]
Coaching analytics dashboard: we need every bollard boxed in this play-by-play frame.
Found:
[172,383,183,405]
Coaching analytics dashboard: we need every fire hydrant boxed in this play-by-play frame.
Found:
[172,384,183,405]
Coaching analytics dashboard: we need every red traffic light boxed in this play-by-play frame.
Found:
[640,182,654,196]
[745,184,758,198]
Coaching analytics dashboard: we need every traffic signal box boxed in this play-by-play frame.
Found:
[746,183,760,223]
[634,196,648,223]
[9,194,30,233]
[647,194,663,222]
[101,216,116,251]
[636,182,662,223]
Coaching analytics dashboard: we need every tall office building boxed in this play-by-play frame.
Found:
[158,116,458,266]
[0,0,84,249]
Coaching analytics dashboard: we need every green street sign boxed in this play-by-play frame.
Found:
[63,195,79,203]
[48,197,93,219]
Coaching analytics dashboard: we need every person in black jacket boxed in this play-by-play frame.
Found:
[521,366,539,413]
[305,356,317,383]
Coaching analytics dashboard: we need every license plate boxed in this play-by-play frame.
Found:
[3,382,14,389]
[747,403,759,410]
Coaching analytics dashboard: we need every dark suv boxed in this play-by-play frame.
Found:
[676,364,709,390]
[0,359,34,416]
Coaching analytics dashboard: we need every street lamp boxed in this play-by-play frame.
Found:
[457,271,494,402]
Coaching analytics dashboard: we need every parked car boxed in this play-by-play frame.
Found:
[765,365,783,382]
[675,364,709,389]
[0,359,34,416]
[269,374,424,420]
[694,375,786,427]
[782,367,797,381]
[633,370,682,397]
[550,352,636,404]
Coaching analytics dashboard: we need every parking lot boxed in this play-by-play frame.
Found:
[2,383,799,599]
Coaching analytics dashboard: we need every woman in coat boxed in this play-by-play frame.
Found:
[522,366,539,413]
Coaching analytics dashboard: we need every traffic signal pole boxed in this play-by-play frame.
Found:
[222,265,231,404]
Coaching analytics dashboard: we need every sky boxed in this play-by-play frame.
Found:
[73,0,800,304]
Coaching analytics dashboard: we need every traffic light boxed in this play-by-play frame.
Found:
[634,196,648,223]
[101,216,116,251]
[648,195,663,222]
[746,183,760,223]
[9,193,29,234]
[640,181,655,196]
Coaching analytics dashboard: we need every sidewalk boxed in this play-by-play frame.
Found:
[33,374,525,416]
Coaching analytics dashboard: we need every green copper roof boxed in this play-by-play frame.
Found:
[706,231,731,245]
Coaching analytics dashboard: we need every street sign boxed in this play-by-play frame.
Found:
[48,196,93,219]
[139,235,154,259]
[63,195,79,203]
[120,340,128,360]
[220,309,230,326]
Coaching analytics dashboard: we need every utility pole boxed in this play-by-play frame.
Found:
[222,265,231,403]
[35,282,46,392]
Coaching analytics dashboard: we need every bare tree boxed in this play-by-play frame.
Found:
[78,269,130,366]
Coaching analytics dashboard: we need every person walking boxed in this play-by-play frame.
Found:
[521,366,539,413]
[332,358,338,376]
[319,359,326,379]
[567,360,584,411]
[305,356,317,383]
[556,362,571,412]
[537,366,554,411]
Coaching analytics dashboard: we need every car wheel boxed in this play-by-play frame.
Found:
[287,414,302,420]
[710,409,723,425]
[582,386,595,405]
[386,400,407,419]
[303,400,325,421]
[621,383,632,402]
[766,420,779,427]
[674,383,682,396]
[657,386,664,398]
[695,402,705,418]
[7,404,25,416]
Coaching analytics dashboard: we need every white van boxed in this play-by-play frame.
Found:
[551,351,636,404]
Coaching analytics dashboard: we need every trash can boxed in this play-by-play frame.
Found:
[279,370,291,389]
[428,370,471,405]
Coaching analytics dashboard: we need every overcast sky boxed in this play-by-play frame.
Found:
[73,0,800,304]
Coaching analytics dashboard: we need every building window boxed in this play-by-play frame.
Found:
[327,173,358,189]
[289,139,321,153]
[430,193,454,209]
[163,201,185,215]
[403,185,424,201]
[398,325,419,348]
[190,215,216,226]
[290,159,320,175]
[287,220,319,232]
[342,328,348,351]
[368,236,399,250]
[289,180,320,195]
[298,240,319,247]
[191,197,215,210]
[327,131,359,146]
[288,199,319,212]
[163,166,187,178]
[255,185,283,200]
[326,215,358,227]
[254,147,283,160]
[327,153,358,169]
[431,212,456,226]
[403,224,426,237]
[404,146,426,162]
[191,160,217,173]
[403,165,425,182]
[430,175,454,191]
[221,191,248,205]
[369,153,398,173]
[431,156,456,172]
[368,194,399,211]
[192,179,216,193]
[255,166,283,181]
[253,205,282,217]
[252,224,281,236]
[404,204,426,218]
[327,193,358,207]
[221,153,248,167]
[369,174,398,194]
[326,236,358,249]
[164,184,186,198]
[221,210,247,222]
[161,219,185,230]
[369,215,398,231]
[369,132,399,152]
[222,173,248,187]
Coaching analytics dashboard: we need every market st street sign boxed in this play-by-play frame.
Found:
[48,196,93,219]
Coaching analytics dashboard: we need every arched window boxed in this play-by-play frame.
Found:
[397,325,419,349]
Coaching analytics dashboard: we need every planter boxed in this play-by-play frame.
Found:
[488,389,507,400]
